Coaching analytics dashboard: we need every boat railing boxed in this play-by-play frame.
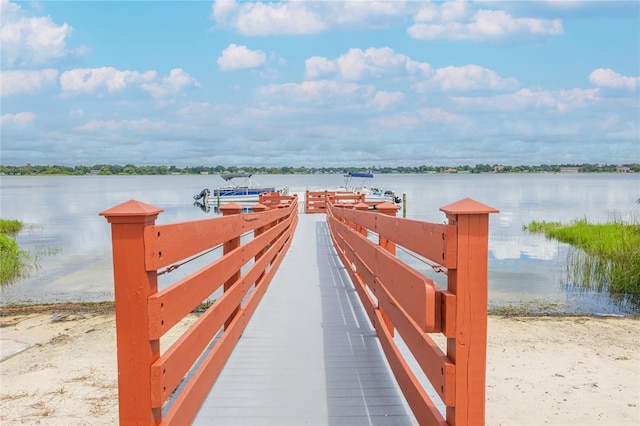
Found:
[100,194,299,425]
[325,196,498,425]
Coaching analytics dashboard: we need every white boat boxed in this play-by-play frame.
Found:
[335,172,402,204]
[193,172,288,207]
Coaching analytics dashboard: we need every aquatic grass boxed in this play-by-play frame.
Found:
[0,219,23,234]
[524,219,640,295]
[0,233,31,284]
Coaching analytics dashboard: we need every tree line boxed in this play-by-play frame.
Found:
[0,163,638,176]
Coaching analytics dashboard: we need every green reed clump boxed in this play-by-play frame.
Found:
[0,219,23,234]
[0,233,30,284]
[524,219,640,294]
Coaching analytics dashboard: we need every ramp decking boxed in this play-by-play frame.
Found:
[193,213,417,425]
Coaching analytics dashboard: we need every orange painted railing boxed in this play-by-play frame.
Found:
[325,196,498,425]
[100,193,298,425]
[305,189,365,213]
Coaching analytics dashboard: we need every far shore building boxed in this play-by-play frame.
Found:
[560,166,580,173]
[615,165,632,173]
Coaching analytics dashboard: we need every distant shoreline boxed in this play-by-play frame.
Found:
[1,162,638,177]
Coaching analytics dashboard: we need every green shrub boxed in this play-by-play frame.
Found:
[0,219,23,234]
[0,233,30,284]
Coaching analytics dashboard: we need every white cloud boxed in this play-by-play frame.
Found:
[74,119,168,133]
[417,107,457,124]
[60,67,157,94]
[371,107,457,129]
[175,102,213,116]
[452,88,600,112]
[0,0,79,66]
[323,1,408,27]
[217,44,267,71]
[369,91,404,110]
[58,67,198,103]
[0,111,36,125]
[259,80,373,106]
[212,0,325,35]
[212,0,408,36]
[305,47,431,81]
[589,68,639,91]
[408,5,563,41]
[141,68,200,99]
[416,64,519,92]
[1,69,58,95]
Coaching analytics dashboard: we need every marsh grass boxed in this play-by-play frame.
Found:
[524,218,640,295]
[0,219,23,234]
[0,219,62,285]
[0,233,31,284]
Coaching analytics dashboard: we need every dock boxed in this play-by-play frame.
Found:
[100,193,496,425]
[192,213,417,425]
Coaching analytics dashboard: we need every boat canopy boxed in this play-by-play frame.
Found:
[221,172,252,181]
[345,172,374,178]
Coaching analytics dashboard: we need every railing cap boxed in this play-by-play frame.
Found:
[375,201,400,211]
[220,202,244,215]
[99,199,163,221]
[252,203,269,212]
[439,197,499,215]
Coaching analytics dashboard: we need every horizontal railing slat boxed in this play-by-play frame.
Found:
[161,307,247,425]
[148,215,294,338]
[331,204,456,268]
[327,212,437,332]
[162,207,297,424]
[145,208,291,270]
[150,228,290,407]
[374,309,448,426]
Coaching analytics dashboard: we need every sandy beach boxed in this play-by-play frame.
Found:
[1,306,638,425]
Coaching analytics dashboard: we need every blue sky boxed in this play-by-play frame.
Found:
[1,0,639,168]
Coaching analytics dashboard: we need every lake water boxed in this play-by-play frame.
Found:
[1,173,639,315]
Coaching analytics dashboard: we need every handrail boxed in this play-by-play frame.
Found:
[305,189,365,213]
[100,194,299,425]
[325,196,498,425]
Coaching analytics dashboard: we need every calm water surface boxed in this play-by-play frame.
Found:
[1,174,638,315]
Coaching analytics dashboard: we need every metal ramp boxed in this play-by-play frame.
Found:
[193,213,416,425]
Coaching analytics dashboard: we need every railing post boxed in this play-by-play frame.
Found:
[440,198,498,425]
[354,202,368,236]
[252,202,269,285]
[374,201,401,337]
[375,202,400,255]
[220,202,243,329]
[99,200,164,426]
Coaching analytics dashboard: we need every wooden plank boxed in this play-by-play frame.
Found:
[148,215,293,338]
[374,309,447,426]
[329,214,437,332]
[150,231,289,406]
[374,276,456,407]
[327,219,376,324]
[160,214,297,425]
[332,206,457,269]
[160,308,248,425]
[329,208,456,406]
[145,207,292,270]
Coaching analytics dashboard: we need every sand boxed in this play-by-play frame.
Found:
[1,309,638,425]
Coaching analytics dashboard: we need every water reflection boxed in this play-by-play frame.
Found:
[490,234,560,261]
[193,200,210,213]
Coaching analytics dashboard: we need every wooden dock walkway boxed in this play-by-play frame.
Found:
[192,213,417,425]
